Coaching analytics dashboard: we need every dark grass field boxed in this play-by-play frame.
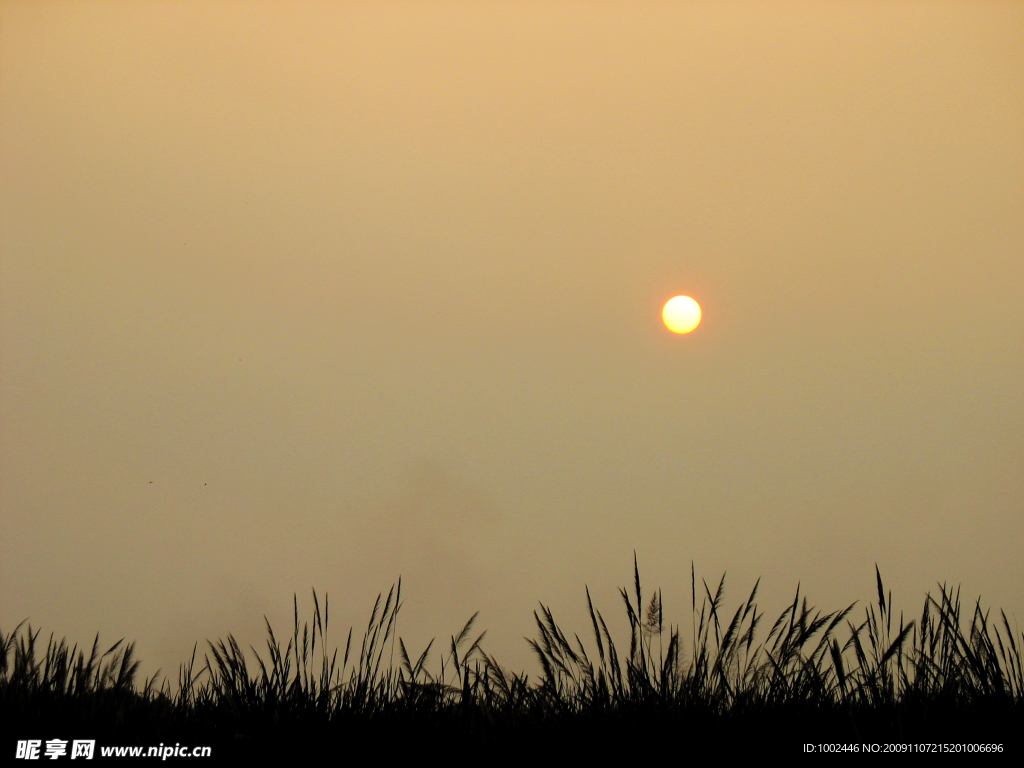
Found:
[4,562,1021,761]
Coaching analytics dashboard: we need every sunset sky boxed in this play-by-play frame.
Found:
[2,1,1021,679]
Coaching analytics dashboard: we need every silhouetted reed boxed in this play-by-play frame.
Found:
[3,561,1021,756]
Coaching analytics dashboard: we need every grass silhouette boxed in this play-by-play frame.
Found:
[3,560,1021,759]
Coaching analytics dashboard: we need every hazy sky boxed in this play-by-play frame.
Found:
[2,1,1022,680]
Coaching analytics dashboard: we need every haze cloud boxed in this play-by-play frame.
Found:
[1,0,1021,680]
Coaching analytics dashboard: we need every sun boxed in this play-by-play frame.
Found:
[662,295,701,334]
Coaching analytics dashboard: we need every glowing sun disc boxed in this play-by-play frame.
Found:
[662,295,701,334]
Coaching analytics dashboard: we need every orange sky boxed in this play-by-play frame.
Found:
[2,0,1022,679]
